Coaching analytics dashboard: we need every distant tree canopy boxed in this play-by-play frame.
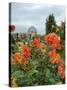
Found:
[45,14,56,34]
[60,21,65,44]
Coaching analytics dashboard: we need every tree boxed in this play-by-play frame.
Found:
[60,21,65,42]
[45,14,56,34]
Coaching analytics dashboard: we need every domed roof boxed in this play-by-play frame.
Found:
[28,26,37,33]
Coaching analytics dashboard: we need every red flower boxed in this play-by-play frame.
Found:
[48,49,60,64]
[44,33,60,49]
[48,49,56,57]
[9,25,16,32]
[32,38,40,48]
[20,45,30,59]
[58,64,65,79]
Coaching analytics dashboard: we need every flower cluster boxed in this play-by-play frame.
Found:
[12,32,65,81]
[44,33,61,64]
[44,32,60,49]
[57,59,65,79]
[13,53,25,64]
[45,33,65,79]
[58,63,65,79]
[32,38,40,48]
[14,45,30,64]
[20,45,30,59]
[48,49,60,64]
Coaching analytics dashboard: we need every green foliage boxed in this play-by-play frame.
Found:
[44,68,61,85]
[11,70,25,79]
[57,49,65,59]
[11,44,19,53]
[11,43,65,86]
[11,62,21,74]
[11,70,25,86]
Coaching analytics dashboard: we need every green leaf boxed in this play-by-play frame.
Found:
[11,44,19,53]
[55,75,61,82]
[28,69,38,77]
[46,68,51,78]
[11,70,25,79]
[49,78,56,84]
[61,51,65,59]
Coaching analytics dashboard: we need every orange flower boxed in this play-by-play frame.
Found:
[20,45,30,59]
[48,49,60,64]
[13,53,27,64]
[32,38,40,48]
[19,57,27,64]
[48,49,56,57]
[44,33,60,49]
[14,53,21,62]
[58,64,65,79]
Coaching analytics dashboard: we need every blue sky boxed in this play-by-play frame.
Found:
[11,3,65,35]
